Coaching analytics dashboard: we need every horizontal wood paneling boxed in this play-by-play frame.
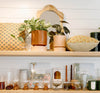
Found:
[0,0,100,9]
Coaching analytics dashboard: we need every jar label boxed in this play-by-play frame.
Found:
[91,82,96,90]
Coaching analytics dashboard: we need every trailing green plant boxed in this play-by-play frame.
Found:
[11,17,51,42]
[48,21,70,43]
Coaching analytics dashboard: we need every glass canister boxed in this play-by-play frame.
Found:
[19,69,29,89]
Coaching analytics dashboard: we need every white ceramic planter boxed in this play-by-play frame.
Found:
[53,35,66,48]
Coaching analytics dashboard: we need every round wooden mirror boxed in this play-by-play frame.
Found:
[37,5,64,26]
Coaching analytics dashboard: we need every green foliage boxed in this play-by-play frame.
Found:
[11,17,51,42]
[18,37,24,42]
[49,21,70,43]
[11,34,16,38]
[19,18,51,32]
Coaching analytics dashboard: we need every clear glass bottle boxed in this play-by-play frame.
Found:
[19,69,29,89]
[80,73,88,90]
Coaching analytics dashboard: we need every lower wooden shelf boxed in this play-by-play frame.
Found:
[0,90,99,93]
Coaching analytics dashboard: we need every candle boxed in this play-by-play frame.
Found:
[65,65,68,82]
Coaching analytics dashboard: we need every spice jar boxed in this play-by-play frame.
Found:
[70,80,81,90]
[6,72,13,90]
[13,70,20,90]
[13,82,19,90]
[63,82,71,90]
[0,75,5,90]
[23,83,29,90]
[19,69,29,89]
[43,83,48,90]
[34,83,39,90]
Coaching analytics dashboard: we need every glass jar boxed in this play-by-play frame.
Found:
[88,80,96,90]
[6,72,13,90]
[0,75,5,90]
[13,69,19,90]
[19,69,29,89]
[70,80,81,90]
[43,81,49,90]
[80,73,88,90]
[34,83,39,90]
[13,81,19,90]
[63,82,71,90]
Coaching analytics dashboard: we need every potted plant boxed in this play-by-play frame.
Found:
[11,17,51,51]
[49,21,70,51]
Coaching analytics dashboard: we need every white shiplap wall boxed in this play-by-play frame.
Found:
[0,0,100,81]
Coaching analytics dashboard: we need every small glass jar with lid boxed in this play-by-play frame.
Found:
[70,80,81,90]
[63,82,71,90]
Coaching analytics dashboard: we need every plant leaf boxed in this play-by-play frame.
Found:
[52,24,62,34]
[49,31,56,36]
[35,18,39,22]
[11,34,16,38]
[60,21,69,23]
[60,32,65,35]
[63,26,70,34]
[18,37,24,42]
[24,20,28,24]
[49,36,53,43]
[57,26,62,34]
[52,24,60,28]
[19,27,25,31]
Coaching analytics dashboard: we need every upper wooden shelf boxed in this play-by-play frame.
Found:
[0,51,100,57]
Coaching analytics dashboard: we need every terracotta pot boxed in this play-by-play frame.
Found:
[53,35,66,48]
[31,30,47,46]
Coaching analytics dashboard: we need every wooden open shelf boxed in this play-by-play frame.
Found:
[0,51,100,57]
[0,90,99,93]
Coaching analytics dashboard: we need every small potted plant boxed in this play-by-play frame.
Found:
[11,17,51,51]
[49,21,70,51]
